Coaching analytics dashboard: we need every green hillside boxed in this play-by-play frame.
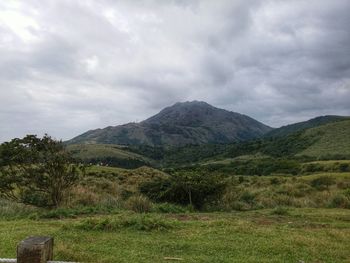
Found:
[265,115,349,138]
[164,120,350,169]
[66,120,350,170]
[67,144,153,168]
[298,120,350,158]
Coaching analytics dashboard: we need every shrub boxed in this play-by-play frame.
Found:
[329,194,350,208]
[40,208,78,219]
[73,215,177,232]
[270,178,280,185]
[337,181,350,189]
[310,176,335,190]
[277,183,313,198]
[20,190,51,207]
[344,188,350,198]
[68,185,101,206]
[98,196,124,209]
[125,195,152,213]
[274,195,297,206]
[240,191,256,204]
[271,206,290,216]
[38,205,120,219]
[339,163,350,172]
[140,171,225,209]
[153,203,187,213]
[0,199,37,219]
[230,201,249,211]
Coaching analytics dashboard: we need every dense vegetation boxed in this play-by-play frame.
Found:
[0,135,83,207]
[1,116,350,262]
[70,120,350,170]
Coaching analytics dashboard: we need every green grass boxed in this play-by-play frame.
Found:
[298,172,350,181]
[0,209,349,262]
[299,120,350,157]
[86,165,127,173]
[67,144,154,167]
[67,144,144,159]
[202,153,269,165]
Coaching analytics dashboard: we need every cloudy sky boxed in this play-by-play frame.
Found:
[1,0,350,142]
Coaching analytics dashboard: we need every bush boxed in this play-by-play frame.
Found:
[0,199,38,219]
[73,215,177,232]
[230,201,250,211]
[38,205,120,219]
[270,178,280,185]
[240,191,256,204]
[125,195,152,213]
[271,206,290,216]
[344,188,350,198]
[140,171,225,209]
[20,190,51,207]
[310,176,335,190]
[329,194,350,208]
[153,203,187,213]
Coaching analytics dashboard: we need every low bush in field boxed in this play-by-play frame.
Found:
[301,162,350,174]
[152,203,188,213]
[0,199,38,219]
[72,215,177,232]
[221,186,257,211]
[271,206,290,215]
[38,205,122,219]
[125,195,152,213]
[310,176,336,190]
[329,194,350,209]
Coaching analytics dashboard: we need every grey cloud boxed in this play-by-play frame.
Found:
[0,0,350,141]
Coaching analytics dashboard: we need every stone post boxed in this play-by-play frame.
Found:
[17,236,53,263]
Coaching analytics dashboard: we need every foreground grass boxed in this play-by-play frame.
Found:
[0,209,349,263]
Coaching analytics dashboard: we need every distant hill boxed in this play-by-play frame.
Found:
[67,144,152,169]
[68,101,272,147]
[160,118,350,165]
[297,120,350,158]
[265,115,349,138]
[66,119,350,169]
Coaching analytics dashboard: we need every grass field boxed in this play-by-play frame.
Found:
[0,209,349,263]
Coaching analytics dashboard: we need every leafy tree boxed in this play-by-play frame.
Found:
[0,134,83,207]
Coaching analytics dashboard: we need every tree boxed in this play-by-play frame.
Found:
[0,134,83,207]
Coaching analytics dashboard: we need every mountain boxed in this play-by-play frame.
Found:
[68,101,272,146]
[265,115,349,138]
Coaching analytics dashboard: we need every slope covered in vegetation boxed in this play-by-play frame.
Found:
[298,120,350,158]
[67,144,153,168]
[265,115,349,138]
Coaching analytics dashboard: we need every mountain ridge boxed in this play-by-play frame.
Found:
[68,101,272,146]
